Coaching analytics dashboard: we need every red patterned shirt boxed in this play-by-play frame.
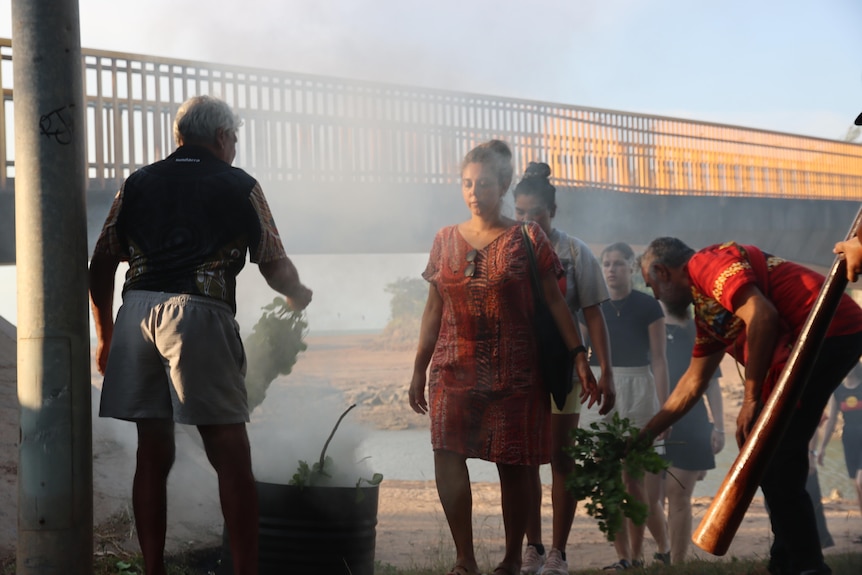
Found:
[688,241,862,361]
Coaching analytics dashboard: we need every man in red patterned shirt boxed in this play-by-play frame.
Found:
[638,237,862,575]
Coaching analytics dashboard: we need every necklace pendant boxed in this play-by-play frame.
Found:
[667,333,674,341]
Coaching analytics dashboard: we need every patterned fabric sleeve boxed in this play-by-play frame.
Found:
[422,229,443,284]
[698,242,759,311]
[91,189,126,259]
[527,222,564,279]
[247,183,288,264]
[690,242,760,358]
[571,235,608,308]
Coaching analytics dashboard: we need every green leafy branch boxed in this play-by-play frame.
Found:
[289,404,384,500]
[244,297,308,413]
[564,413,668,541]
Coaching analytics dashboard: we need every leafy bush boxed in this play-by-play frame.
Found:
[377,277,427,349]
[243,297,308,413]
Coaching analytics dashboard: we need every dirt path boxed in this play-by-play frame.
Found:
[0,328,859,570]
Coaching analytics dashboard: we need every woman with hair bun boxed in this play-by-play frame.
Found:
[408,143,605,575]
[513,162,616,575]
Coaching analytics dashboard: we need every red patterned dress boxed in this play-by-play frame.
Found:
[422,222,562,465]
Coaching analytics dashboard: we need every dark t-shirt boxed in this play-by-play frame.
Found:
[92,145,287,312]
[590,289,664,367]
[834,384,862,431]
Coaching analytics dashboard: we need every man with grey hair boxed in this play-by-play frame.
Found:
[90,95,312,575]
[638,237,862,575]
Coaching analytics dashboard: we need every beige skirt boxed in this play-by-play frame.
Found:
[578,365,660,432]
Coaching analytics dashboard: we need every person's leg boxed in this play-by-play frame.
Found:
[550,413,578,554]
[435,450,478,574]
[761,335,862,574]
[805,467,834,548]
[665,467,700,564]
[497,463,533,574]
[133,419,176,575]
[624,473,647,563]
[198,423,258,575]
[644,471,670,561]
[521,464,545,574]
[855,469,862,518]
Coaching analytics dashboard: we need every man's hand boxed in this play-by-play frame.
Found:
[834,237,862,282]
[286,284,313,311]
[735,397,762,448]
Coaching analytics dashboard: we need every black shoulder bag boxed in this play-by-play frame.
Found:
[520,224,576,410]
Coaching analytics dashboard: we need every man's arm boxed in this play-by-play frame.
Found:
[89,253,121,375]
[730,283,780,446]
[259,257,312,310]
[642,351,725,440]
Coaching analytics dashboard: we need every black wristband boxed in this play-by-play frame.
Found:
[570,345,587,357]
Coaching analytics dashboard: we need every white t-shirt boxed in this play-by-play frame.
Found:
[549,228,608,314]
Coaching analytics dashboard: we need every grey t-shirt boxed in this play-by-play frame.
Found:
[549,228,608,314]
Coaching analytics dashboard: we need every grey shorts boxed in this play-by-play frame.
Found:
[99,290,249,425]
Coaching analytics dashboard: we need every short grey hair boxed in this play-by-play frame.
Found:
[642,237,695,275]
[173,95,242,146]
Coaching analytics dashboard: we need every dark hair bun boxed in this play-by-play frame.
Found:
[524,162,551,180]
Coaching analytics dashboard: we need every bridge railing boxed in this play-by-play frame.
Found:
[2,37,861,200]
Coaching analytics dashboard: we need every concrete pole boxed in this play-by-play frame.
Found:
[11,1,93,573]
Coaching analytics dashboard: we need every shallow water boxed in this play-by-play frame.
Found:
[357,427,857,503]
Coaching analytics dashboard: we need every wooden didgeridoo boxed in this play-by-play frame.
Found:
[691,206,862,556]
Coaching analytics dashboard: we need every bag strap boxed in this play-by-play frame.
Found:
[520,223,546,307]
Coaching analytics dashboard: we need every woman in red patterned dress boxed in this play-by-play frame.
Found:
[408,140,601,575]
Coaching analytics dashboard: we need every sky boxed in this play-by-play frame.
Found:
[1,0,861,141]
[1,0,862,328]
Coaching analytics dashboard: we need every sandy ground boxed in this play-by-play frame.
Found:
[0,325,860,571]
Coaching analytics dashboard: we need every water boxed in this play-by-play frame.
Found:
[356,428,857,503]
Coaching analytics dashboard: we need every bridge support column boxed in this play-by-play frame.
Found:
[11,1,93,574]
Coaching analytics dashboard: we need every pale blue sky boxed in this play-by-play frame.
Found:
[1,0,862,326]
[1,0,861,140]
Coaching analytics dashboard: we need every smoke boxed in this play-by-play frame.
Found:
[247,383,375,486]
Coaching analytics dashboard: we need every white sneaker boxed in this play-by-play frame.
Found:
[520,544,545,575]
[542,548,569,575]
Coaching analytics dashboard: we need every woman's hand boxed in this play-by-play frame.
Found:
[711,427,726,454]
[95,338,111,376]
[574,353,601,407]
[408,371,428,415]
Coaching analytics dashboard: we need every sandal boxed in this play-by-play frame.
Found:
[492,563,518,575]
[446,565,480,575]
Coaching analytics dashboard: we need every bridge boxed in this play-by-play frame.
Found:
[1,38,861,266]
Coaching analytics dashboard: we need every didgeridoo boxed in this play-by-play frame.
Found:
[691,205,862,555]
